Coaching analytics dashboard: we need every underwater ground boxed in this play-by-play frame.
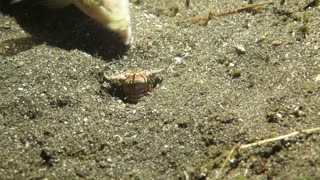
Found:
[0,0,320,179]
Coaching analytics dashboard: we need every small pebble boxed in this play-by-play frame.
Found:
[315,74,320,82]
[256,35,266,43]
[231,68,241,79]
[272,40,282,46]
[235,45,246,55]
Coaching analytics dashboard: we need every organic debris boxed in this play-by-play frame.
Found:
[181,1,272,25]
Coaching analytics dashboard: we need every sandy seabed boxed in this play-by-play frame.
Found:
[1,0,320,179]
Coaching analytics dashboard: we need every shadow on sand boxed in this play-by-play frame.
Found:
[0,0,129,60]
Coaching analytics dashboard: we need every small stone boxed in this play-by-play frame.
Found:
[228,63,235,67]
[228,64,241,79]
[75,168,89,178]
[99,161,108,168]
[174,56,182,63]
[272,40,282,46]
[256,35,266,43]
[231,68,241,78]
[235,45,246,55]
[314,74,320,82]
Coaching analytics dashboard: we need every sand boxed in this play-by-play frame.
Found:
[1,0,320,179]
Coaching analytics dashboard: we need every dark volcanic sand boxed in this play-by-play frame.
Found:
[1,0,320,179]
